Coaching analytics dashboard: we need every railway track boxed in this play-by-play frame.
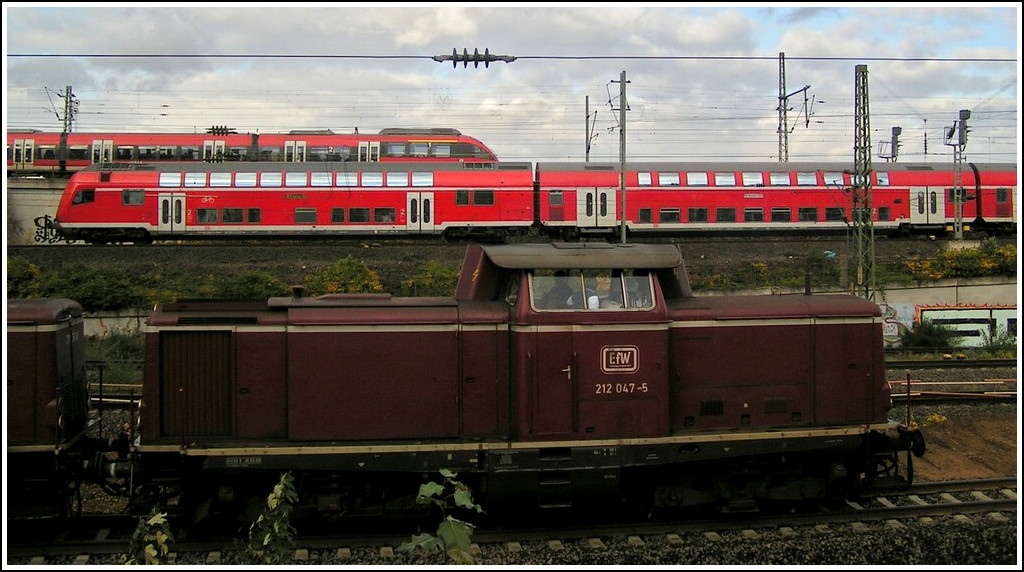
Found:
[8,478,1016,565]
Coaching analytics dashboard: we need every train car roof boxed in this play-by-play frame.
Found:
[479,242,684,270]
[76,161,528,174]
[535,161,1018,173]
[6,298,83,324]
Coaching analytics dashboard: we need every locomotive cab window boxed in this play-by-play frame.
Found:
[72,189,95,204]
[531,269,653,311]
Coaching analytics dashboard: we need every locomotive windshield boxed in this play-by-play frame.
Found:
[531,269,654,311]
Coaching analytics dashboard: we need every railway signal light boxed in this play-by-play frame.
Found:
[433,48,516,68]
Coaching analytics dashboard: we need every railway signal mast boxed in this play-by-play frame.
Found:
[945,109,971,239]
[610,71,630,243]
[850,64,875,301]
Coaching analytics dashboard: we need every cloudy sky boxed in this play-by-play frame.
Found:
[4,3,1020,165]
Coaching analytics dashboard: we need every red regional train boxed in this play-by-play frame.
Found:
[6,127,498,175]
[50,160,1017,244]
[6,243,926,526]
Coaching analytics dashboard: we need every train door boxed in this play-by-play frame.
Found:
[10,138,35,171]
[202,139,226,162]
[91,140,114,164]
[157,193,187,235]
[531,331,576,435]
[284,141,306,162]
[358,141,380,162]
[576,187,618,229]
[406,192,435,233]
[909,186,941,225]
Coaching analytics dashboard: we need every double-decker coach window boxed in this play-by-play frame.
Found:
[769,172,790,186]
[771,208,791,222]
[877,207,890,222]
[638,208,652,223]
[411,172,434,186]
[235,173,257,187]
[362,173,383,187]
[456,190,470,206]
[824,172,844,186]
[686,172,709,186]
[386,172,408,186]
[294,208,317,224]
[638,172,652,186]
[714,172,736,186]
[658,172,680,186]
[798,207,818,222]
[331,208,345,223]
[286,172,307,186]
[549,190,563,206]
[350,208,370,223]
[72,189,95,204]
[876,173,890,186]
[742,172,763,186]
[159,172,181,187]
[311,172,332,186]
[222,208,243,223]
[659,208,681,223]
[796,172,817,186]
[688,208,708,223]
[197,209,218,223]
[210,173,232,187]
[825,207,846,222]
[717,208,736,222]
[260,172,282,187]
[337,172,357,186]
[248,208,261,223]
[374,208,396,223]
[743,208,764,222]
[184,173,206,187]
[122,190,145,206]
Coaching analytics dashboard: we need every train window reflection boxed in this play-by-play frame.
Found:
[159,173,181,187]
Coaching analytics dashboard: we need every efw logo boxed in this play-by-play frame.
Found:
[601,346,639,374]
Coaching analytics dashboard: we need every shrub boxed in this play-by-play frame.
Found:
[399,261,461,296]
[303,256,384,295]
[899,319,964,349]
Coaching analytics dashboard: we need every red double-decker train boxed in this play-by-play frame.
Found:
[6,127,498,175]
[50,159,1016,244]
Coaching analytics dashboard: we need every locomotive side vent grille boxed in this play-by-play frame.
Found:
[699,400,724,416]
[177,316,258,325]
[764,397,789,414]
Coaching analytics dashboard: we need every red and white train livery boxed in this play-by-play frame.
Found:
[7,127,498,175]
[51,160,1016,243]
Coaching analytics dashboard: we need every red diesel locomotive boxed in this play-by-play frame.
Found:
[7,127,498,175]
[51,160,1016,244]
[7,243,925,525]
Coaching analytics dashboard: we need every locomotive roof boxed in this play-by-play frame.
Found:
[6,298,83,324]
[479,242,683,270]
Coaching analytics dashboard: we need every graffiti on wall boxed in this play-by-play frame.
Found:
[880,303,1017,347]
